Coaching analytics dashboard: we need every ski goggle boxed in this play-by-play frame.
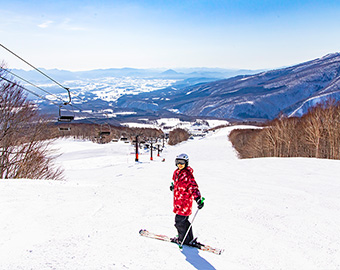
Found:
[175,160,186,166]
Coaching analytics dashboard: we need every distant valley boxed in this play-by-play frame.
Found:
[117,53,340,121]
[12,67,258,124]
[9,53,340,124]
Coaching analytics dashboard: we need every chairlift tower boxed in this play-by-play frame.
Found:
[135,135,139,162]
[150,139,153,161]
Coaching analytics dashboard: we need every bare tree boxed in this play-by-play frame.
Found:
[0,65,63,180]
[302,105,324,158]
[168,128,190,145]
[229,99,340,160]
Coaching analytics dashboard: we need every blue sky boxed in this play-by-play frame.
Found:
[1,0,340,71]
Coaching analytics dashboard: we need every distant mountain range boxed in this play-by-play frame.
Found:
[11,67,258,82]
[8,67,260,123]
[7,53,340,123]
[117,53,340,121]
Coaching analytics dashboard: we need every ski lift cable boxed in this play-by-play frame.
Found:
[0,43,70,93]
[0,75,60,107]
[0,44,89,105]
[0,67,65,103]
[0,67,83,108]
[0,44,114,126]
[1,75,81,124]
[1,75,111,126]
[0,74,109,125]
[0,69,75,116]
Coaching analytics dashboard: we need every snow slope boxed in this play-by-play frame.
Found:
[1,126,340,269]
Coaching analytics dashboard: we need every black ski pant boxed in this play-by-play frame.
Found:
[174,214,193,245]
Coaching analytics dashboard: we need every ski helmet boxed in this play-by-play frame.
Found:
[175,153,189,167]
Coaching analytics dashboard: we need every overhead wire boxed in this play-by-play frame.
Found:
[0,74,98,124]
[0,43,85,104]
[0,43,112,126]
[0,68,76,119]
[0,75,60,107]
[0,43,70,92]
[0,67,65,103]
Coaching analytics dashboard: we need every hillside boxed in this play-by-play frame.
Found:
[118,53,340,121]
[8,67,257,122]
[0,126,340,269]
[6,52,340,123]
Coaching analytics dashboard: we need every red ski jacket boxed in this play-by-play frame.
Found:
[172,166,201,216]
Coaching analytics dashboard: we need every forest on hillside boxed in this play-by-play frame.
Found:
[229,99,340,160]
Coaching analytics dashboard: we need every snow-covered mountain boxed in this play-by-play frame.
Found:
[10,53,340,122]
[12,67,255,83]
[9,67,257,122]
[118,53,340,121]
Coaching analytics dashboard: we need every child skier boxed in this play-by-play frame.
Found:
[170,153,204,247]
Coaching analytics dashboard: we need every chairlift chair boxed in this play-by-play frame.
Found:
[58,105,75,122]
[58,88,75,122]
[58,127,71,131]
[99,123,111,137]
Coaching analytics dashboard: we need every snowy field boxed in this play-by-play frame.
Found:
[1,126,340,269]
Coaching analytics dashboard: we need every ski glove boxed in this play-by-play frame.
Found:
[170,182,174,191]
[196,197,205,209]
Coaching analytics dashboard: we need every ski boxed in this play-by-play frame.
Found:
[139,229,224,255]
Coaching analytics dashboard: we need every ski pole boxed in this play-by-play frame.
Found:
[180,197,204,248]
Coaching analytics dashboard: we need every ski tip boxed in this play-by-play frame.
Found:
[139,229,146,234]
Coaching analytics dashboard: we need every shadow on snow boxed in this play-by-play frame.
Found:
[181,246,216,270]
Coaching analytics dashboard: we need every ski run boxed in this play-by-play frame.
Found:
[1,125,340,269]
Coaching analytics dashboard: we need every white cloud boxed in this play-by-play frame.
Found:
[38,20,54,28]
[37,19,86,31]
[59,18,86,31]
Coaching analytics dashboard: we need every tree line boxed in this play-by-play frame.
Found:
[53,123,163,144]
[229,100,340,160]
[1,63,188,180]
